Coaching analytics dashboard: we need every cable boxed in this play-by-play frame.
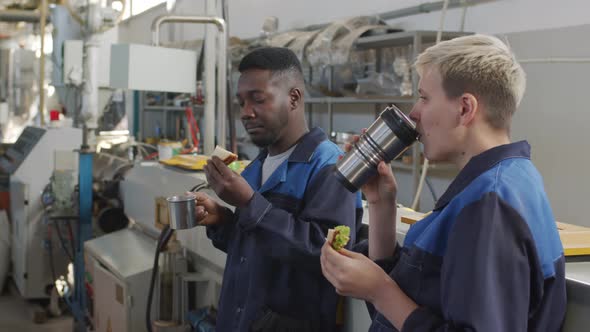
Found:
[67,220,76,253]
[97,152,130,163]
[136,142,158,151]
[46,225,58,285]
[189,182,210,193]
[146,225,175,332]
[54,220,74,262]
[134,142,158,160]
[411,160,429,210]
[424,176,438,203]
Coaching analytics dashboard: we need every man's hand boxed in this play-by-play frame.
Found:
[192,192,233,226]
[203,156,254,208]
[320,240,391,303]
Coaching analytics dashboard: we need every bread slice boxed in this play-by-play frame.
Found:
[211,145,238,165]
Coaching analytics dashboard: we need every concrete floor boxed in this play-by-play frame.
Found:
[0,283,72,332]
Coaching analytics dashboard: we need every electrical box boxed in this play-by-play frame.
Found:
[63,40,84,85]
[109,44,197,93]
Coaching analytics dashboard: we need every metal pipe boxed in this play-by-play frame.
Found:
[151,14,228,154]
[221,0,237,154]
[0,10,43,22]
[380,0,491,20]
[152,16,226,47]
[39,0,47,127]
[519,57,590,64]
[205,0,217,155]
[460,0,469,31]
[304,0,494,31]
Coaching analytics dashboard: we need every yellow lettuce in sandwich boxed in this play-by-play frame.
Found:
[327,225,350,250]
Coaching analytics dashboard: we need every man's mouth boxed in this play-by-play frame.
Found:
[245,124,264,133]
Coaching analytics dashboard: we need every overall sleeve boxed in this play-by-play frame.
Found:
[237,165,360,271]
[206,217,236,253]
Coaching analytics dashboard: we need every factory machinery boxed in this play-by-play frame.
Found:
[0,2,589,332]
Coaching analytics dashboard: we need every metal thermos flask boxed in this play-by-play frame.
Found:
[334,105,419,192]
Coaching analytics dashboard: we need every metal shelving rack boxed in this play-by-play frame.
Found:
[305,30,471,193]
[138,91,204,141]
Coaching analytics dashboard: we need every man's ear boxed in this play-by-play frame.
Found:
[459,93,478,126]
[289,87,303,110]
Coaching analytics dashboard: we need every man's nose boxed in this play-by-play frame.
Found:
[241,102,256,119]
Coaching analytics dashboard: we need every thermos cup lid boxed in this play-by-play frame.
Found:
[380,105,419,145]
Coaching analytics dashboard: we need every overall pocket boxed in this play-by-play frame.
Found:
[250,307,319,332]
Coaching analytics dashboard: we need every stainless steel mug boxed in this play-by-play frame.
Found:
[166,194,197,230]
[334,105,419,192]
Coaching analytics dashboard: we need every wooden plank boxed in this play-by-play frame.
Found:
[398,211,590,257]
[399,208,425,225]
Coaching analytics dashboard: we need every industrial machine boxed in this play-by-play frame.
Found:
[85,227,156,332]
[6,126,82,299]
[117,163,224,331]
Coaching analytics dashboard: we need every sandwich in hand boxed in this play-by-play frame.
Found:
[327,225,351,250]
[211,145,238,165]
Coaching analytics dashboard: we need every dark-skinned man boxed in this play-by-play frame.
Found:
[192,47,363,332]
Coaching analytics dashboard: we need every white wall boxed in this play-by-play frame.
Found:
[505,25,590,227]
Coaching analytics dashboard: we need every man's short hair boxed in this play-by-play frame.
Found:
[415,34,526,130]
[238,47,304,84]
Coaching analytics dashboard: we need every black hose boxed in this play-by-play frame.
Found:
[47,229,58,286]
[54,221,74,262]
[189,182,210,193]
[66,219,76,253]
[146,225,175,332]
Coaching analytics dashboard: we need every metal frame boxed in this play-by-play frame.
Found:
[151,15,228,154]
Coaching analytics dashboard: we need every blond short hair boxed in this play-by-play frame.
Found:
[414,34,526,130]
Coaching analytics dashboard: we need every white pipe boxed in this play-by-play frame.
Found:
[151,12,228,154]
[411,0,450,211]
[39,0,47,127]
[435,0,449,44]
[84,36,100,129]
[205,0,217,155]
[460,0,469,32]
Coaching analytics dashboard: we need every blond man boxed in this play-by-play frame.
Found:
[321,35,566,332]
